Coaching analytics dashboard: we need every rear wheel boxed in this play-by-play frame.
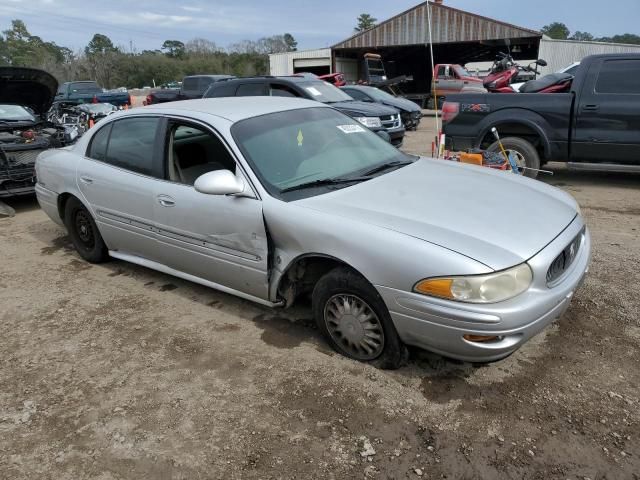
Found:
[64,197,109,263]
[312,267,408,369]
[487,136,541,179]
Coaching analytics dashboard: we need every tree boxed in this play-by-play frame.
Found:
[283,33,297,52]
[540,22,570,40]
[570,31,594,42]
[607,33,640,45]
[185,38,221,56]
[85,33,118,56]
[161,39,185,58]
[355,13,377,32]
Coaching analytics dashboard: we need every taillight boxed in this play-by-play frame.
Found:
[441,101,460,123]
[145,94,153,105]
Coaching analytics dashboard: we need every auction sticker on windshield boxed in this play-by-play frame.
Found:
[305,87,322,96]
[336,124,366,134]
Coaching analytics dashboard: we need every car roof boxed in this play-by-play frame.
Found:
[143,96,327,122]
[221,76,322,85]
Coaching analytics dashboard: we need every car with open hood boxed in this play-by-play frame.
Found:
[35,97,590,368]
[0,67,78,197]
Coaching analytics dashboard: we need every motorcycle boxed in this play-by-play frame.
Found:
[483,53,573,94]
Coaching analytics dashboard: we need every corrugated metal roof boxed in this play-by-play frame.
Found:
[333,1,541,49]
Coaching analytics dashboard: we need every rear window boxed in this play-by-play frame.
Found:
[595,59,640,94]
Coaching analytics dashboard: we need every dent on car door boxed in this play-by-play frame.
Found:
[573,58,640,163]
[153,121,269,300]
[77,116,164,260]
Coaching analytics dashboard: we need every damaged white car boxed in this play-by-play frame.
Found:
[36,98,590,368]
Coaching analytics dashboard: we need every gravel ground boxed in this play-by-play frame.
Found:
[1,122,639,479]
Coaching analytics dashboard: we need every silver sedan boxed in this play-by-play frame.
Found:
[36,97,591,369]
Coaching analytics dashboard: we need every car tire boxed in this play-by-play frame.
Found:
[312,267,408,370]
[64,197,109,263]
[488,136,541,179]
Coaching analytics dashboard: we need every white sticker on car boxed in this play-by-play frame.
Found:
[336,124,366,134]
[305,87,322,96]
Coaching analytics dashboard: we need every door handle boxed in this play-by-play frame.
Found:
[583,104,599,111]
[79,176,93,184]
[157,195,175,207]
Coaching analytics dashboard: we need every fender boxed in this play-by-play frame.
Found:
[473,108,554,160]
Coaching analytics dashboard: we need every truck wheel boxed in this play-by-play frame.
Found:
[64,197,109,263]
[488,137,541,179]
[312,267,408,370]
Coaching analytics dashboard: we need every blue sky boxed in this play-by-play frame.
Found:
[1,0,638,52]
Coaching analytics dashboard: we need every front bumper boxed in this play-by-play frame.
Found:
[385,125,406,147]
[376,217,591,362]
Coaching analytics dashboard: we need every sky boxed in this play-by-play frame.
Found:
[0,0,639,52]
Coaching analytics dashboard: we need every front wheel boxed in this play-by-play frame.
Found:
[312,267,408,369]
[487,136,541,179]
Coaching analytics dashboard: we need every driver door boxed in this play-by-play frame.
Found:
[152,120,270,300]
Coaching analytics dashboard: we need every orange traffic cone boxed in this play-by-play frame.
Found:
[124,103,129,110]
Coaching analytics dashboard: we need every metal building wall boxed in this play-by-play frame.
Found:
[269,49,332,76]
[334,1,540,49]
[538,39,640,75]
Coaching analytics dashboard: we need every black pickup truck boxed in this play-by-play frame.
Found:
[443,54,640,177]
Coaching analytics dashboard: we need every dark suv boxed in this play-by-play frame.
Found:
[203,76,405,147]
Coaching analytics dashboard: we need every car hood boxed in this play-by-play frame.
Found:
[329,100,398,117]
[0,67,58,115]
[380,96,421,113]
[296,159,577,270]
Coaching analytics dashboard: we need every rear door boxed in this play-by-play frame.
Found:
[152,119,269,300]
[77,116,164,260]
[572,57,640,163]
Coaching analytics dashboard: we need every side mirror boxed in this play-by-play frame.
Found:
[194,170,245,195]
[537,59,548,67]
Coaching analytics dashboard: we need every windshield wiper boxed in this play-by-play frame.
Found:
[280,176,370,193]
[360,159,414,177]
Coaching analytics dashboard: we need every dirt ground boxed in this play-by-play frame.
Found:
[1,121,639,480]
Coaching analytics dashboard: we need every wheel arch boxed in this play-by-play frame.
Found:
[274,253,370,307]
[475,111,552,160]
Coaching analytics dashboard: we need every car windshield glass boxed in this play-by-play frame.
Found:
[0,104,35,121]
[298,81,353,103]
[365,87,398,102]
[70,83,100,93]
[232,107,411,200]
[81,104,116,114]
[456,66,471,77]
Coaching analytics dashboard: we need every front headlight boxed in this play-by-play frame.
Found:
[414,263,533,304]
[355,116,382,128]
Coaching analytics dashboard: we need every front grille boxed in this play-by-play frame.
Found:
[381,114,401,130]
[3,148,44,166]
[546,229,584,284]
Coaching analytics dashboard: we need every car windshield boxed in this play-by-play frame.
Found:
[298,81,353,103]
[0,104,36,122]
[232,107,411,200]
[456,66,471,77]
[364,87,398,102]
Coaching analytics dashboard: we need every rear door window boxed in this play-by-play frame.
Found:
[236,83,267,96]
[87,123,112,161]
[595,59,640,94]
[270,84,300,97]
[104,117,160,176]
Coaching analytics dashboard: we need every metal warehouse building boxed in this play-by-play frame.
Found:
[270,0,640,99]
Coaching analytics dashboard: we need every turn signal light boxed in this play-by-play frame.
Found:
[414,278,453,298]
